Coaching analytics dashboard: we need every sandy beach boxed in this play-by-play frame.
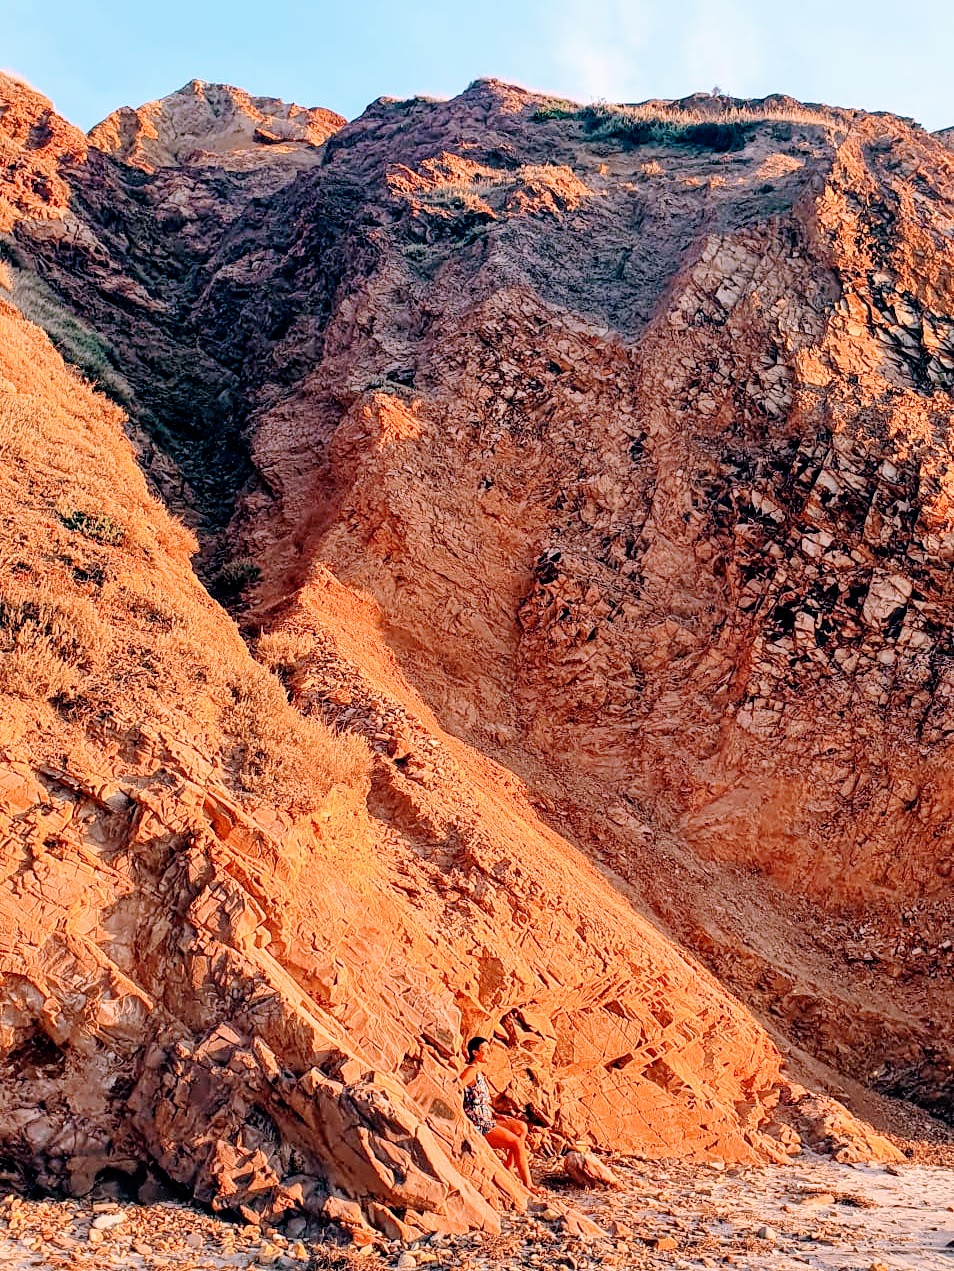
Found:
[0,1153,951,1271]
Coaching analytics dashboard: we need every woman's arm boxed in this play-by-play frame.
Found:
[459,1062,479,1086]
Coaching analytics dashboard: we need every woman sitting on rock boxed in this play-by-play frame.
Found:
[460,1036,540,1193]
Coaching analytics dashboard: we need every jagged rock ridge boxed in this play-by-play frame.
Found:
[88,79,345,171]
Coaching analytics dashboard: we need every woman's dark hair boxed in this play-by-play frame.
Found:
[466,1036,489,1060]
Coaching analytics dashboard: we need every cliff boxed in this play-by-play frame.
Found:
[0,70,949,1233]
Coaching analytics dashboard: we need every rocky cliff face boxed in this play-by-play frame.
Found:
[0,292,807,1233]
[0,74,87,231]
[233,84,954,904]
[0,71,949,1232]
[88,80,344,171]
[196,82,954,1114]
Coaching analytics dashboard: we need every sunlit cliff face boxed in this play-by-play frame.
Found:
[0,72,949,1227]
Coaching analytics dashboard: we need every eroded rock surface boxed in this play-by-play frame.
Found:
[88,79,344,171]
[0,74,951,1231]
[0,73,88,230]
[0,296,810,1233]
[222,86,954,1114]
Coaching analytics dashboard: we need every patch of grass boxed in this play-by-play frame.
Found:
[576,104,753,152]
[256,629,313,681]
[0,383,31,460]
[680,120,752,151]
[537,98,836,153]
[0,298,370,815]
[0,584,108,702]
[219,666,369,810]
[424,180,499,211]
[61,508,126,546]
[209,558,262,603]
[0,258,134,407]
[530,100,576,122]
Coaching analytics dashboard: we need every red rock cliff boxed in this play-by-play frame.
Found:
[0,74,948,1230]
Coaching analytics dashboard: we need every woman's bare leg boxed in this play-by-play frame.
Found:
[485,1125,536,1191]
[495,1115,528,1141]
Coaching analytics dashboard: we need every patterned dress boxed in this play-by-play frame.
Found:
[462,1072,495,1134]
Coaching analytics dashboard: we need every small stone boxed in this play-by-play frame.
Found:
[397,1255,416,1270]
[185,1232,204,1249]
[799,1191,835,1206]
[756,1225,777,1242]
[651,1236,678,1251]
[92,1212,126,1230]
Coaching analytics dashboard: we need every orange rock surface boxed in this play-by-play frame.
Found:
[88,79,344,171]
[0,74,87,230]
[0,74,949,1231]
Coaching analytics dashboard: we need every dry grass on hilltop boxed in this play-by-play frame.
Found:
[530,95,846,153]
[0,299,368,810]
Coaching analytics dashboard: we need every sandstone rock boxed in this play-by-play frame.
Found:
[91,1212,126,1230]
[650,1234,678,1251]
[0,73,87,229]
[563,1151,621,1189]
[781,1087,905,1164]
[560,1207,606,1240]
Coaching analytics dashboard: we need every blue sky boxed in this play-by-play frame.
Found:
[6,0,954,132]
